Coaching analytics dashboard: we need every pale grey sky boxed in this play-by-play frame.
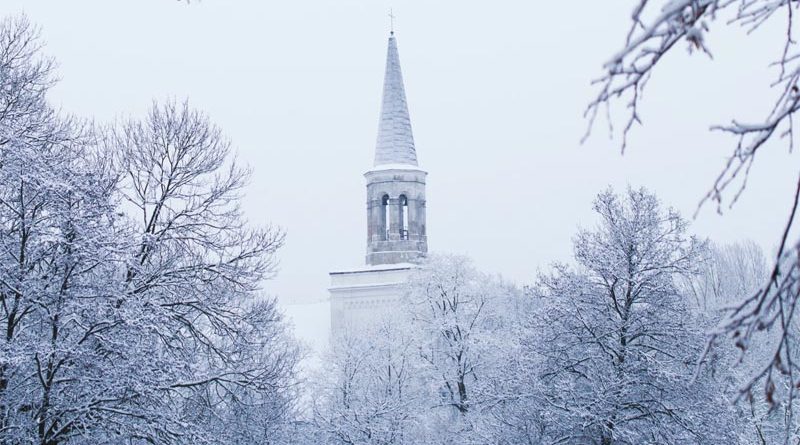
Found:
[2,0,794,307]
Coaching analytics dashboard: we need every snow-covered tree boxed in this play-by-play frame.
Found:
[0,14,56,150]
[0,14,300,443]
[530,187,737,444]
[462,281,542,445]
[681,241,767,314]
[104,99,298,444]
[405,255,488,417]
[0,14,128,444]
[312,321,424,445]
[587,1,800,410]
[312,255,519,445]
[685,241,791,444]
[403,254,516,442]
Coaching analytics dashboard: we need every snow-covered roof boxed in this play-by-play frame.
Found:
[374,34,419,167]
[330,262,417,275]
[365,163,427,173]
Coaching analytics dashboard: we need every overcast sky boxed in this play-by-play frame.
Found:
[2,1,795,309]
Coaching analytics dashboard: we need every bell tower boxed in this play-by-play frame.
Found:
[328,30,429,338]
[365,33,428,265]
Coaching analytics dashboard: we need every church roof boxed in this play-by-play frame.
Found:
[374,34,418,167]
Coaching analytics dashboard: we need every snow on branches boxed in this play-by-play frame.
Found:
[588,0,800,413]
[530,187,736,444]
[0,15,299,444]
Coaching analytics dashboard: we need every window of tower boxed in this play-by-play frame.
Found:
[382,194,390,240]
[399,194,409,240]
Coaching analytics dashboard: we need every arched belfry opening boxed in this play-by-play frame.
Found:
[399,195,409,240]
[381,194,390,240]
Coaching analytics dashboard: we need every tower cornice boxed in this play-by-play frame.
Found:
[364,163,428,176]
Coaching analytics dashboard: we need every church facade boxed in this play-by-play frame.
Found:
[329,32,428,337]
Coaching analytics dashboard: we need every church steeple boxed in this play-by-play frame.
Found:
[374,34,418,167]
[328,29,430,339]
[364,32,428,266]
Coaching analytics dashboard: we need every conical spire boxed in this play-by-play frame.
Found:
[374,34,418,167]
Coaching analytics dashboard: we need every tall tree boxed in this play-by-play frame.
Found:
[532,187,736,444]
[106,99,298,444]
[686,241,785,444]
[312,322,423,445]
[0,14,127,444]
[0,14,300,442]
[586,0,800,409]
[681,241,767,314]
[403,254,513,442]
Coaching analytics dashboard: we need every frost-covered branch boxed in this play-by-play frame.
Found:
[589,0,800,414]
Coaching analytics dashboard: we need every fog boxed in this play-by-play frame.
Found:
[3,0,792,309]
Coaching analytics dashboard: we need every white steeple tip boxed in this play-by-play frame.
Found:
[374,34,418,167]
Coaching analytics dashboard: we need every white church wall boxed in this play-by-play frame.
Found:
[329,265,415,339]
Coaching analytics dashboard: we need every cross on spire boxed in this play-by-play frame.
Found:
[389,9,395,35]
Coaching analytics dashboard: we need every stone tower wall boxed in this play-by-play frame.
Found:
[365,167,428,265]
